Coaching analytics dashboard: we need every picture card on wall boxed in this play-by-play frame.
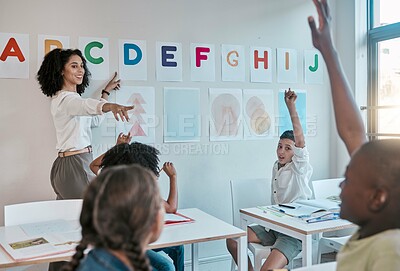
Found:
[250,46,272,83]
[116,86,156,144]
[190,43,215,82]
[278,89,307,136]
[209,88,243,141]
[164,87,200,142]
[277,48,297,83]
[37,35,70,70]
[243,89,274,140]
[0,33,29,79]
[221,44,245,82]
[118,39,147,81]
[156,42,183,82]
[304,49,323,84]
[79,37,110,80]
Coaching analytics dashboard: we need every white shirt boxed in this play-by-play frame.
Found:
[51,90,107,152]
[271,146,313,204]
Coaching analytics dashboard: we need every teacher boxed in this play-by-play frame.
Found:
[37,48,133,200]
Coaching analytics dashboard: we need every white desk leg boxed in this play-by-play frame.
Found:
[191,243,199,271]
[236,235,248,271]
[302,235,313,267]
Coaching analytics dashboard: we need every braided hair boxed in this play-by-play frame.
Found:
[101,142,161,177]
[37,48,91,97]
[63,164,163,271]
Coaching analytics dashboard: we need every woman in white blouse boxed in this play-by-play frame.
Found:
[37,48,133,200]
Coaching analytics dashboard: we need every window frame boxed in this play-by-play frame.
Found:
[367,0,400,140]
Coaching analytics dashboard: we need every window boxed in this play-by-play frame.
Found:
[367,0,400,139]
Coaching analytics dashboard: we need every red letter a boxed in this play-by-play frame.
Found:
[0,38,26,62]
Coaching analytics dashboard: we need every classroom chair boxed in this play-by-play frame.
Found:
[229,178,272,271]
[4,199,83,271]
[311,178,356,263]
[229,179,302,270]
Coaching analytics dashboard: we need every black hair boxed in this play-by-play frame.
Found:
[101,142,161,176]
[280,130,295,142]
[360,139,400,189]
[63,164,162,271]
[37,48,91,97]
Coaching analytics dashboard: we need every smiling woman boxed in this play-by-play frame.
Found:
[37,48,135,271]
[37,48,134,200]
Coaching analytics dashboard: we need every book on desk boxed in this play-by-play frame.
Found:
[0,219,80,262]
[266,199,340,223]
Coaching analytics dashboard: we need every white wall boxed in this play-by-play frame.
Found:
[0,0,357,269]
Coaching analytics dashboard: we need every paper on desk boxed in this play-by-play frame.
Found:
[0,231,78,261]
[20,219,80,236]
[0,219,82,261]
[295,199,340,212]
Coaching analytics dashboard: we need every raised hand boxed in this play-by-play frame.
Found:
[308,0,334,55]
[284,88,297,108]
[116,132,132,144]
[162,162,177,179]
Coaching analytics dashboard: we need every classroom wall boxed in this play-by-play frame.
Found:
[0,0,356,269]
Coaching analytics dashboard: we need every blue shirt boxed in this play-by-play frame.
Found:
[77,248,131,271]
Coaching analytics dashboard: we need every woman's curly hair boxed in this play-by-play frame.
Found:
[37,48,91,97]
[63,164,163,271]
[101,142,161,177]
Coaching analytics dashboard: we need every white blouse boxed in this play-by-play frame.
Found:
[51,91,107,152]
[270,146,313,204]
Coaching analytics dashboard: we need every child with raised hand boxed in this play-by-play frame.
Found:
[63,164,165,271]
[308,0,400,270]
[227,89,313,271]
[90,140,183,271]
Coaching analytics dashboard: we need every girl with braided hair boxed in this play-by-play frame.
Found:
[90,140,184,271]
[63,164,165,271]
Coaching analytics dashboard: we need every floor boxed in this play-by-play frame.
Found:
[292,252,337,269]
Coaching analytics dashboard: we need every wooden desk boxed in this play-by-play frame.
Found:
[240,207,356,267]
[0,208,247,271]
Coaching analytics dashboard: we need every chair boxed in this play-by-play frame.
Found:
[312,178,343,200]
[229,178,272,271]
[311,178,355,263]
[4,199,83,271]
[4,199,83,226]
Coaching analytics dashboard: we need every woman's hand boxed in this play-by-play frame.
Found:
[103,103,134,121]
[104,72,121,92]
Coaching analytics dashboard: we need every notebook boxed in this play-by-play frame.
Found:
[295,199,340,212]
[268,199,340,219]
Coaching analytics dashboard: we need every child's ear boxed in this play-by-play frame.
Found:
[369,187,389,212]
